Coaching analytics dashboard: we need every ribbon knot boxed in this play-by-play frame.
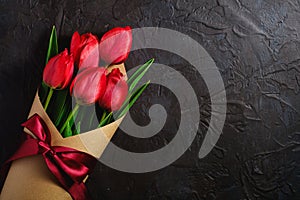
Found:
[1,114,97,200]
[38,140,52,153]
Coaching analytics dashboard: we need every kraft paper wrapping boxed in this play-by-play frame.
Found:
[0,64,126,200]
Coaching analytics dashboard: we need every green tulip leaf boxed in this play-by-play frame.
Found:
[46,26,58,64]
[39,82,49,104]
[55,95,72,131]
[60,104,80,134]
[52,89,68,126]
[40,26,58,106]
[112,59,153,117]
[55,102,67,128]
[63,121,72,138]
[127,58,154,94]
[98,112,113,128]
[116,81,150,119]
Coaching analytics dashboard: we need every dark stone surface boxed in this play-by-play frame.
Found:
[0,0,300,199]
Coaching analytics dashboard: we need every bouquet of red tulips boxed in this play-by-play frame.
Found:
[0,26,153,200]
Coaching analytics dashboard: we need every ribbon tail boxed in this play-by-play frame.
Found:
[43,153,95,200]
[43,154,73,190]
[6,139,40,162]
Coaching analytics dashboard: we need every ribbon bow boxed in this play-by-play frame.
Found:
[1,114,97,200]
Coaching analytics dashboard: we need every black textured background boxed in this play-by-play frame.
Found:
[1,0,300,199]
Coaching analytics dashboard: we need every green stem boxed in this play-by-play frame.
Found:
[88,110,95,130]
[78,106,87,124]
[98,112,112,128]
[44,88,54,111]
[60,104,80,134]
[100,110,107,122]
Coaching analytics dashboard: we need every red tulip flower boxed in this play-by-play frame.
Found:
[43,49,74,89]
[70,67,106,105]
[99,26,132,65]
[99,68,128,111]
[70,32,99,70]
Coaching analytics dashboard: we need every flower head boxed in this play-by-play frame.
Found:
[43,49,74,89]
[98,68,128,111]
[70,67,106,105]
[99,26,132,65]
[70,32,99,70]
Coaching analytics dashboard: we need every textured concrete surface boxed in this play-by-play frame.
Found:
[0,0,300,199]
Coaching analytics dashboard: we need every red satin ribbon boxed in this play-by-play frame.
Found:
[0,114,97,200]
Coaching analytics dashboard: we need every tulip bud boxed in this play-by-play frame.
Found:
[70,67,106,105]
[99,26,132,65]
[99,68,128,111]
[43,49,74,89]
[70,32,99,70]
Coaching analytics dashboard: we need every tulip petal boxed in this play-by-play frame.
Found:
[99,26,132,65]
[43,49,74,89]
[70,31,81,65]
[70,32,100,70]
[98,68,128,111]
[79,41,99,69]
[71,67,107,105]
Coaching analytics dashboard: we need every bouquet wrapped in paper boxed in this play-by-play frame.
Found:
[0,26,153,200]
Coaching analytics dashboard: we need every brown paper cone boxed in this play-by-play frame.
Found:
[0,64,126,200]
